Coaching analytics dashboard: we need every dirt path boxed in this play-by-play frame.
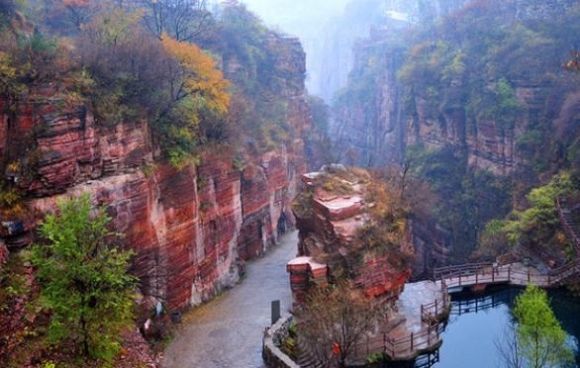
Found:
[162,231,297,368]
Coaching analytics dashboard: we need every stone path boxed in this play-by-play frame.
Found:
[395,281,442,334]
[162,231,297,368]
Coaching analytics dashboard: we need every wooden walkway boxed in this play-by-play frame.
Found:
[434,258,580,292]
[352,323,445,363]
[348,257,580,364]
[351,281,450,362]
[319,198,580,366]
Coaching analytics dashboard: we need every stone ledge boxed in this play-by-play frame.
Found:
[262,314,300,368]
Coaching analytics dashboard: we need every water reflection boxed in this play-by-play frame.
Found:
[403,287,580,368]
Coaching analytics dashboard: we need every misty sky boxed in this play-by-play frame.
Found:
[239,0,351,33]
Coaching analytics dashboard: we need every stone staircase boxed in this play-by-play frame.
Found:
[296,340,326,368]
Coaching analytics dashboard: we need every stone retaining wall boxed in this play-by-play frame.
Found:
[262,314,300,368]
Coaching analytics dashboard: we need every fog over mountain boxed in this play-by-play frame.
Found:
[240,0,362,100]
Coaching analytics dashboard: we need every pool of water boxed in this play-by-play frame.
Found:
[422,287,580,368]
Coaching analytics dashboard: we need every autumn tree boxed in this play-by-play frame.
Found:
[295,282,386,367]
[67,1,230,167]
[157,35,230,167]
[30,195,136,362]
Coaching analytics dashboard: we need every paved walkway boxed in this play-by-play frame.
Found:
[162,231,297,368]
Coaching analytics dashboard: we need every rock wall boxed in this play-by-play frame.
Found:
[289,167,412,303]
[331,0,579,175]
[331,0,580,269]
[0,37,311,311]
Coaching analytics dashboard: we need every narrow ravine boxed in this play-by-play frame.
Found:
[162,231,297,368]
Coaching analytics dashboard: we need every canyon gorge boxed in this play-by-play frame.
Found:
[0,0,580,367]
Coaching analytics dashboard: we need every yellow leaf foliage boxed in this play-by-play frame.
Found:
[161,36,230,115]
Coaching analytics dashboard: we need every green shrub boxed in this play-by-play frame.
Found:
[30,195,137,362]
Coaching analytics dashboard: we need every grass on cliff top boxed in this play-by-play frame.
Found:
[292,167,372,219]
[315,167,371,196]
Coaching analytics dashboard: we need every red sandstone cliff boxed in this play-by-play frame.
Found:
[289,166,413,304]
[0,35,310,312]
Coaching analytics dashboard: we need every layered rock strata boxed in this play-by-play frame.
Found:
[0,35,311,312]
[288,167,412,304]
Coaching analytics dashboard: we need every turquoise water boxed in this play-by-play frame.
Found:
[428,287,580,368]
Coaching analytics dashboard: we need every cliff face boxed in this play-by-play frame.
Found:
[289,167,413,303]
[0,35,310,311]
[332,0,579,175]
[331,0,580,263]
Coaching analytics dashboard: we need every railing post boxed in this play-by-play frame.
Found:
[492,267,495,282]
[411,332,414,351]
[459,274,462,286]
[421,304,424,318]
[435,299,438,316]
[383,333,386,354]
[528,267,531,283]
[428,325,431,346]
[476,269,479,284]
[508,266,511,281]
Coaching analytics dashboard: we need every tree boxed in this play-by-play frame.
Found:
[295,282,386,367]
[489,172,575,249]
[511,286,573,368]
[496,327,524,368]
[30,195,136,362]
[140,0,212,42]
[161,35,230,115]
[158,35,230,167]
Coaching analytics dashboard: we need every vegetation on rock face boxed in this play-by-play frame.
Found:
[0,0,307,171]
[159,35,231,168]
[30,195,136,363]
[355,175,414,271]
[293,166,414,278]
[333,0,580,261]
[0,253,32,363]
[482,172,578,259]
[407,144,513,259]
[219,3,294,153]
[305,96,334,167]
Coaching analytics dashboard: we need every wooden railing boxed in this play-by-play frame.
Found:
[352,281,450,362]
[353,323,445,362]
[384,324,445,360]
[433,262,493,280]
[433,258,580,290]
[420,280,450,323]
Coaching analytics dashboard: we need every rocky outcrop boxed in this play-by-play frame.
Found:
[0,35,311,311]
[289,167,412,304]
